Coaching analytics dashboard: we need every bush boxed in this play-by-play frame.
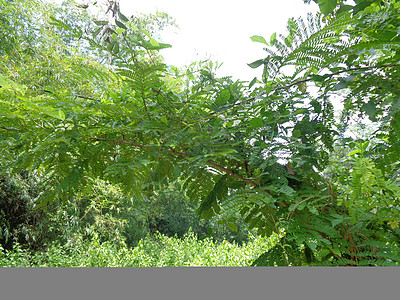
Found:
[0,231,279,267]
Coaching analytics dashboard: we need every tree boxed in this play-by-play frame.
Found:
[1,0,399,265]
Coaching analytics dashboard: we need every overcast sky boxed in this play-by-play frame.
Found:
[118,0,319,81]
[52,1,319,81]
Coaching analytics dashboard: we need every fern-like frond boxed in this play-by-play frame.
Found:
[261,12,355,82]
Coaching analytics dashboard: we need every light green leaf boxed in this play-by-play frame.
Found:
[270,32,277,45]
[149,38,160,47]
[115,28,126,35]
[58,110,65,121]
[142,29,151,37]
[250,35,269,45]
[308,206,319,215]
[215,89,230,106]
[161,116,168,124]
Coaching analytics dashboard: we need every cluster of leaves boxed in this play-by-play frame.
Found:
[1,0,399,266]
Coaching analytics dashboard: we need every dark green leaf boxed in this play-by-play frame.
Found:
[248,59,264,69]
[249,77,258,89]
[118,12,129,22]
[115,20,127,30]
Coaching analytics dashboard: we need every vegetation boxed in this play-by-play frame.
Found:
[1,0,399,266]
[0,231,279,267]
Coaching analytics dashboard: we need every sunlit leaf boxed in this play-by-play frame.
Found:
[250,35,269,45]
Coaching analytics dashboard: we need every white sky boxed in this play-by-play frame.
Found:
[119,0,319,81]
[52,0,319,81]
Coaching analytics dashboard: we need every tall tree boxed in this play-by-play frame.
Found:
[1,0,399,265]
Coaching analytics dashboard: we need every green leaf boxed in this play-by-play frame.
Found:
[331,218,343,228]
[156,43,172,49]
[149,38,160,47]
[115,28,126,35]
[348,222,363,233]
[142,29,151,37]
[308,206,319,215]
[284,34,293,47]
[312,75,328,82]
[248,59,264,69]
[292,129,301,138]
[362,102,376,120]
[249,77,258,89]
[270,32,277,45]
[333,80,347,90]
[115,20,127,30]
[118,12,129,22]
[348,149,361,156]
[250,35,269,45]
[227,223,238,232]
[215,89,230,106]
[161,115,168,124]
[173,166,181,178]
[58,110,65,121]
[331,248,342,257]
[112,42,119,54]
[93,20,108,26]
[287,18,297,34]
[250,117,264,128]
[318,0,338,16]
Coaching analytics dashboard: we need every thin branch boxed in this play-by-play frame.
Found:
[272,63,400,91]
[89,137,154,149]
[1,126,19,132]
[42,90,100,102]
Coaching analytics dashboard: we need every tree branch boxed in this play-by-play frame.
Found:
[272,63,400,91]
[89,136,278,199]
[43,90,100,102]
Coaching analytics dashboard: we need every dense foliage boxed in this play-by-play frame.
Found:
[1,0,399,266]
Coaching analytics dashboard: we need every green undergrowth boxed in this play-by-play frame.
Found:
[0,230,279,267]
